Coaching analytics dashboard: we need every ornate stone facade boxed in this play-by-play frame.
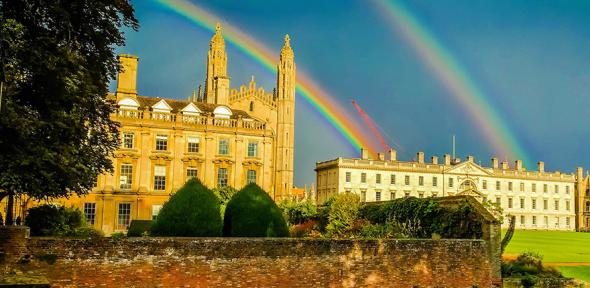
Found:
[316,149,589,231]
[30,25,296,234]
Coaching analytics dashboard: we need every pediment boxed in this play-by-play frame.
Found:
[181,103,201,115]
[445,161,492,176]
[152,99,172,112]
[118,97,140,108]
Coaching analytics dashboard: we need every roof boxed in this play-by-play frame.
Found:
[134,96,253,119]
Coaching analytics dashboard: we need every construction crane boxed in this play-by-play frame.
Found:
[351,99,390,152]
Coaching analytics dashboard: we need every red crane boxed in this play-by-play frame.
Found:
[351,99,390,152]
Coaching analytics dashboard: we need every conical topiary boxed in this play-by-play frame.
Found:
[223,183,289,237]
[151,178,222,236]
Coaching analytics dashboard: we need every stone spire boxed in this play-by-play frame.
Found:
[205,22,229,104]
[280,34,294,59]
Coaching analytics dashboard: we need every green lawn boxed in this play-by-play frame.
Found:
[503,230,590,263]
[558,266,590,282]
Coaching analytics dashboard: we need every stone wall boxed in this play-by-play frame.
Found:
[22,237,501,287]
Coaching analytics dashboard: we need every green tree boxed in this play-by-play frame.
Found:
[326,192,361,236]
[0,1,138,224]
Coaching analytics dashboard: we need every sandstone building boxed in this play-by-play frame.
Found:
[316,149,590,231]
[44,25,296,234]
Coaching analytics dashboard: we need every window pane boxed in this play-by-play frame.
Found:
[84,203,96,225]
[218,168,228,188]
[218,139,229,155]
[156,135,168,151]
[119,164,133,189]
[247,170,256,184]
[187,136,200,153]
[247,142,258,157]
[123,133,134,149]
[117,203,131,229]
[154,165,166,190]
[152,205,162,220]
[187,168,198,179]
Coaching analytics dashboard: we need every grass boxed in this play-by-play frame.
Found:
[503,230,590,263]
[503,230,590,282]
[557,266,590,282]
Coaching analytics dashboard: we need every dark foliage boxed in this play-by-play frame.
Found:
[0,0,138,223]
[359,197,484,239]
[279,199,318,225]
[223,183,288,237]
[24,204,88,236]
[127,220,152,237]
[502,252,567,287]
[151,178,222,237]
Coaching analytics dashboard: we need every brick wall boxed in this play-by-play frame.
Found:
[23,237,500,287]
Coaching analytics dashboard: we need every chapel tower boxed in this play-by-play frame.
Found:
[274,34,296,199]
[205,23,230,105]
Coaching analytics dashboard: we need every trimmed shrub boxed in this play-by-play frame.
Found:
[25,204,87,236]
[223,183,288,237]
[212,186,238,219]
[127,220,153,237]
[151,178,222,237]
[325,192,361,237]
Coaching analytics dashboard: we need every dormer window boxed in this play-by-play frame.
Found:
[213,106,232,119]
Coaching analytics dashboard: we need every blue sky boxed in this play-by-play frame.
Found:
[113,0,590,186]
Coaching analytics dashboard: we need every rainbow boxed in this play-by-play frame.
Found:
[156,0,382,156]
[373,0,532,166]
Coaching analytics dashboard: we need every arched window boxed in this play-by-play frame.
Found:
[459,180,478,191]
[249,101,254,112]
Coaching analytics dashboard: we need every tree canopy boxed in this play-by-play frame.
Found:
[0,1,138,223]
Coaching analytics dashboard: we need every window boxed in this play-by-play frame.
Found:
[554,200,559,210]
[587,201,590,212]
[520,183,525,192]
[390,175,396,185]
[155,135,168,151]
[187,136,200,153]
[432,192,438,197]
[543,184,548,193]
[532,216,537,225]
[117,203,131,229]
[123,132,134,149]
[449,178,454,188]
[520,198,525,209]
[418,176,424,186]
[217,168,228,188]
[508,198,513,209]
[544,216,548,226]
[187,167,198,179]
[404,191,411,197]
[482,180,487,190]
[154,165,166,190]
[433,177,438,187]
[376,174,381,184]
[566,200,570,211]
[361,190,367,202]
[249,101,254,112]
[555,185,559,194]
[543,199,548,210]
[361,173,367,183]
[419,193,424,199]
[496,197,501,205]
[555,217,560,227]
[247,142,258,157]
[218,138,229,155]
[93,177,98,188]
[566,185,570,194]
[376,191,381,201]
[247,170,256,184]
[152,205,162,220]
[405,175,410,186]
[520,215,525,225]
[390,191,396,200]
[566,217,570,226]
[345,172,351,183]
[532,199,537,210]
[508,182,513,191]
[119,164,132,190]
[532,183,536,193]
[496,181,501,190]
[83,203,96,225]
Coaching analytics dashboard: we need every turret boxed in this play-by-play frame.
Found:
[274,34,296,200]
[205,23,229,105]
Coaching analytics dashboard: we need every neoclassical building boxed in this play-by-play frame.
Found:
[316,149,590,231]
[50,25,296,234]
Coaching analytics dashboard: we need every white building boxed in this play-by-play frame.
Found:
[315,149,580,231]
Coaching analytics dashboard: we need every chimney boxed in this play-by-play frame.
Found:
[577,167,583,180]
[515,160,523,171]
[360,148,369,160]
[444,154,451,166]
[417,152,425,164]
[491,157,499,169]
[538,161,544,173]
[467,155,474,162]
[388,149,397,161]
[377,152,385,161]
[431,156,439,165]
[502,161,509,170]
[116,54,139,99]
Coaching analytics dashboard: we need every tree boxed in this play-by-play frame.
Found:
[0,1,138,224]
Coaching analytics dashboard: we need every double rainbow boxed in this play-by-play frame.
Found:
[373,0,532,166]
[156,0,381,156]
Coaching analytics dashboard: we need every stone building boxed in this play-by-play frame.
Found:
[5,24,296,234]
[316,149,590,231]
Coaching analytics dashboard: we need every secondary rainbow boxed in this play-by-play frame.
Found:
[373,0,532,166]
[156,0,382,156]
